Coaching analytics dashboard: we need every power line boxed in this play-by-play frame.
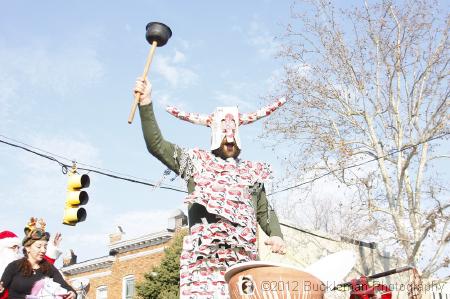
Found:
[268,132,449,196]
[0,134,75,163]
[75,166,187,193]
[0,134,183,186]
[0,132,448,196]
[0,135,187,194]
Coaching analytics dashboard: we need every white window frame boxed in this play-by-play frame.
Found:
[122,275,135,299]
[96,285,108,299]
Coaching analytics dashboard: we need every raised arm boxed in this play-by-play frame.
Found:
[44,232,63,264]
[135,78,183,174]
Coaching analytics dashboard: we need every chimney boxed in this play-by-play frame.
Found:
[109,226,125,244]
[168,209,187,232]
[63,249,77,267]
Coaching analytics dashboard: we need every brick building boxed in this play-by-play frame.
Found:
[61,212,448,299]
[61,210,187,298]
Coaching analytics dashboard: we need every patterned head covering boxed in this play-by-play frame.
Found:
[166,97,286,150]
[22,217,50,247]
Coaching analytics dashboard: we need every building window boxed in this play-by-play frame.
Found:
[96,286,107,299]
[122,275,135,299]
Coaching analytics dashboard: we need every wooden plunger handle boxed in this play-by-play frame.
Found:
[128,40,158,124]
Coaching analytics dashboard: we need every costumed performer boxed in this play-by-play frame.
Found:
[135,78,287,298]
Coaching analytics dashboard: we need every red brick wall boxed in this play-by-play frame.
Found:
[65,241,171,298]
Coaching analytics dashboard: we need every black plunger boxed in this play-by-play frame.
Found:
[128,22,172,124]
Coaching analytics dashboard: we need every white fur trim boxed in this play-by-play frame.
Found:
[0,236,20,249]
[46,242,62,260]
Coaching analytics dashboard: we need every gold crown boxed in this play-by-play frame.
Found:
[25,217,46,233]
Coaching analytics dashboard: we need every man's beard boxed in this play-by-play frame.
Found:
[0,248,22,276]
[212,144,241,160]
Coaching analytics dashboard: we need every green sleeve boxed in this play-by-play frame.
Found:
[139,103,183,175]
[255,184,283,239]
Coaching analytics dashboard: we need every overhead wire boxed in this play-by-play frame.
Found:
[268,131,449,196]
[0,135,187,194]
[0,132,448,196]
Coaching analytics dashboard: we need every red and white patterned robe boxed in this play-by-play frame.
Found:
[179,149,271,298]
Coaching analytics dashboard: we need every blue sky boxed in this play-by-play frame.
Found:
[0,1,294,264]
[1,1,448,280]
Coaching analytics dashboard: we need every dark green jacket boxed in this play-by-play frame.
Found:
[139,103,283,238]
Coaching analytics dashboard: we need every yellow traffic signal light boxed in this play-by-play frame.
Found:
[63,173,90,226]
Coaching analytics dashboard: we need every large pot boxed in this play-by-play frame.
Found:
[225,261,325,299]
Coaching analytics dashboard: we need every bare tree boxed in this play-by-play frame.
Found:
[264,0,449,282]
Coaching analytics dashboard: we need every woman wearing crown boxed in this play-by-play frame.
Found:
[135,78,287,298]
[0,218,75,299]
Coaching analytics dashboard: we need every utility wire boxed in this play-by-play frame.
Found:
[0,132,448,196]
[0,134,176,184]
[75,166,187,193]
[0,134,74,163]
[0,138,67,168]
[268,131,449,196]
[0,136,187,194]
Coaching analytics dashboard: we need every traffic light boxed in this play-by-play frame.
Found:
[63,172,90,226]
